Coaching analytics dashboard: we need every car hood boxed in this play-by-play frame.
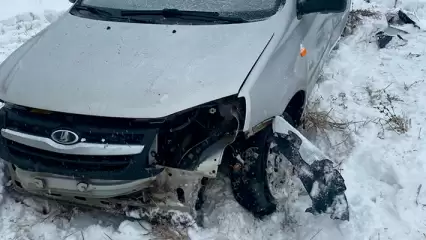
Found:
[0,13,275,118]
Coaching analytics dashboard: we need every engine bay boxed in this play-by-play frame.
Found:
[152,96,246,170]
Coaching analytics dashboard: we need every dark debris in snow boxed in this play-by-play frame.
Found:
[375,31,407,49]
[272,131,350,221]
[387,10,421,29]
[376,9,420,49]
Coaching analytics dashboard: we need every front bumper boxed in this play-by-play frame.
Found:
[5,162,206,214]
[0,104,230,214]
[10,164,155,198]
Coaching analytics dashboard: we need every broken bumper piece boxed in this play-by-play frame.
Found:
[271,116,350,221]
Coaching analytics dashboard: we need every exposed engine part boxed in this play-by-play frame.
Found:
[154,97,245,172]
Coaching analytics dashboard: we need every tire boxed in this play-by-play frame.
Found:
[230,113,295,218]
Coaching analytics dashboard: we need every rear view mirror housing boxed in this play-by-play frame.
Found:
[297,0,348,16]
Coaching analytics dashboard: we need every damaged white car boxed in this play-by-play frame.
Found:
[0,0,350,222]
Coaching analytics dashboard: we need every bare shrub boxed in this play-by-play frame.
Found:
[373,101,411,137]
[364,84,411,136]
[301,83,411,165]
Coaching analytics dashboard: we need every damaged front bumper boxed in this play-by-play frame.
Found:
[3,135,235,217]
[5,162,207,216]
[0,103,237,219]
[271,116,350,221]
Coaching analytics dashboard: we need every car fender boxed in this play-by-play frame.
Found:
[238,3,308,133]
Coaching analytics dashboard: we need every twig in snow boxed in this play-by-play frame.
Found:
[81,231,85,240]
[404,80,424,91]
[365,83,399,106]
[137,220,148,230]
[332,133,352,148]
[310,229,323,240]
[103,232,113,240]
[27,209,60,228]
[137,221,151,236]
[62,231,79,240]
[415,184,426,207]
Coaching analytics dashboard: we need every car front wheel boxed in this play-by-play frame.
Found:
[230,113,296,218]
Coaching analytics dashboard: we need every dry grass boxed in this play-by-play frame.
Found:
[302,110,350,132]
[387,114,411,134]
[304,85,410,140]
[343,9,381,37]
[151,223,189,240]
[301,97,364,136]
[300,101,358,166]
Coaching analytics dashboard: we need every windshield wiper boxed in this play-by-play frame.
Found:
[74,5,113,17]
[74,5,156,23]
[121,8,247,23]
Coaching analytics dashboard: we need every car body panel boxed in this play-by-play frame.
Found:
[0,0,350,131]
[239,0,350,131]
[0,13,275,119]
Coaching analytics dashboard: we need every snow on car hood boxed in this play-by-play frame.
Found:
[0,13,275,118]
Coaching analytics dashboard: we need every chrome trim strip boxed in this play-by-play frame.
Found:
[1,129,144,156]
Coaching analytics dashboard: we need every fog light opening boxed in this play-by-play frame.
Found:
[176,188,185,203]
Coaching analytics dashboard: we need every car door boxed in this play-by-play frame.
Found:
[329,0,351,46]
[302,12,333,95]
[309,1,351,93]
[290,11,318,92]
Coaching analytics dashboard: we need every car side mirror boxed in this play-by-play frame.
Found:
[297,0,348,16]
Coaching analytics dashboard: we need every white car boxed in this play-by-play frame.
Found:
[0,0,350,220]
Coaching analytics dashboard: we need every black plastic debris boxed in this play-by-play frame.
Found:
[272,130,350,221]
[375,30,407,49]
[387,10,420,29]
[376,31,393,48]
[398,10,420,29]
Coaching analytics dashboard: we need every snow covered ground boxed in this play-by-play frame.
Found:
[1,0,426,239]
[0,0,70,20]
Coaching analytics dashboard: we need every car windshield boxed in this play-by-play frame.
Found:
[79,0,282,21]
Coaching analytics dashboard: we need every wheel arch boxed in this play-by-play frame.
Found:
[240,88,307,136]
[283,90,306,127]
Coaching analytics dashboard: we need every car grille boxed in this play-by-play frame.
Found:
[6,140,130,172]
[0,105,160,179]
[5,107,148,145]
